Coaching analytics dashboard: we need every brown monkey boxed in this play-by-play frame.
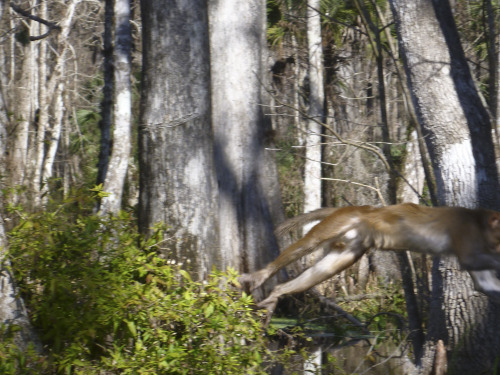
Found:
[239,204,500,318]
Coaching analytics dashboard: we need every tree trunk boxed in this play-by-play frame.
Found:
[303,0,324,219]
[97,0,114,187]
[32,1,47,203]
[390,0,500,373]
[497,9,500,140]
[0,3,8,157]
[9,23,36,194]
[0,243,41,352]
[40,0,79,198]
[355,0,396,202]
[485,0,497,140]
[397,130,425,204]
[301,0,325,274]
[100,0,132,215]
[41,80,64,202]
[209,0,282,292]
[139,0,220,278]
[0,3,40,345]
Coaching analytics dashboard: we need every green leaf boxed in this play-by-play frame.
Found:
[204,303,215,318]
[125,320,137,338]
[179,269,192,282]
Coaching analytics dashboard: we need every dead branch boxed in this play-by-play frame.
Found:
[10,3,61,40]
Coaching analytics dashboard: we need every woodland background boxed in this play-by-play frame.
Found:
[0,0,499,374]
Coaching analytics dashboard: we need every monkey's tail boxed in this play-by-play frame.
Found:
[275,207,340,237]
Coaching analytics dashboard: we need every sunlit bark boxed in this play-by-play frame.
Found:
[209,0,282,289]
[391,0,500,372]
[139,0,220,277]
[303,0,324,220]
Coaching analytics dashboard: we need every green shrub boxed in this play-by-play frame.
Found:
[5,191,275,374]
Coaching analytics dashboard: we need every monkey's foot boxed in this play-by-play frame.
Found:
[256,297,278,327]
[238,269,270,292]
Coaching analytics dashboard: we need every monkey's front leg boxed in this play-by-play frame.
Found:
[469,270,500,302]
[258,247,367,324]
[459,252,500,272]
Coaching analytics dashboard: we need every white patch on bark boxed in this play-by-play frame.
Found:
[440,140,477,206]
[398,130,425,203]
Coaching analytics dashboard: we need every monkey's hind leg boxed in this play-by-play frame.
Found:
[257,247,367,323]
[239,233,325,291]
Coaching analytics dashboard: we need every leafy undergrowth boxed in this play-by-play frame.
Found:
[1,189,295,374]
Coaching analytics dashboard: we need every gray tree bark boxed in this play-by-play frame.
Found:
[390,0,500,373]
[100,0,132,215]
[97,0,114,188]
[8,13,36,194]
[397,131,425,204]
[0,2,8,155]
[209,0,282,292]
[0,2,39,347]
[139,0,220,278]
[0,241,41,352]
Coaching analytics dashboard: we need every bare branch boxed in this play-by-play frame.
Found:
[266,88,392,171]
[10,3,61,40]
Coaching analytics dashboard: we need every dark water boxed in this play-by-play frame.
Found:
[268,320,412,374]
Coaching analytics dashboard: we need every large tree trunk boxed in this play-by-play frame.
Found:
[209,0,282,292]
[0,3,39,345]
[138,0,220,278]
[100,0,132,215]
[390,0,500,373]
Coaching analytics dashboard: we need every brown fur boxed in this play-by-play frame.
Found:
[239,203,500,321]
